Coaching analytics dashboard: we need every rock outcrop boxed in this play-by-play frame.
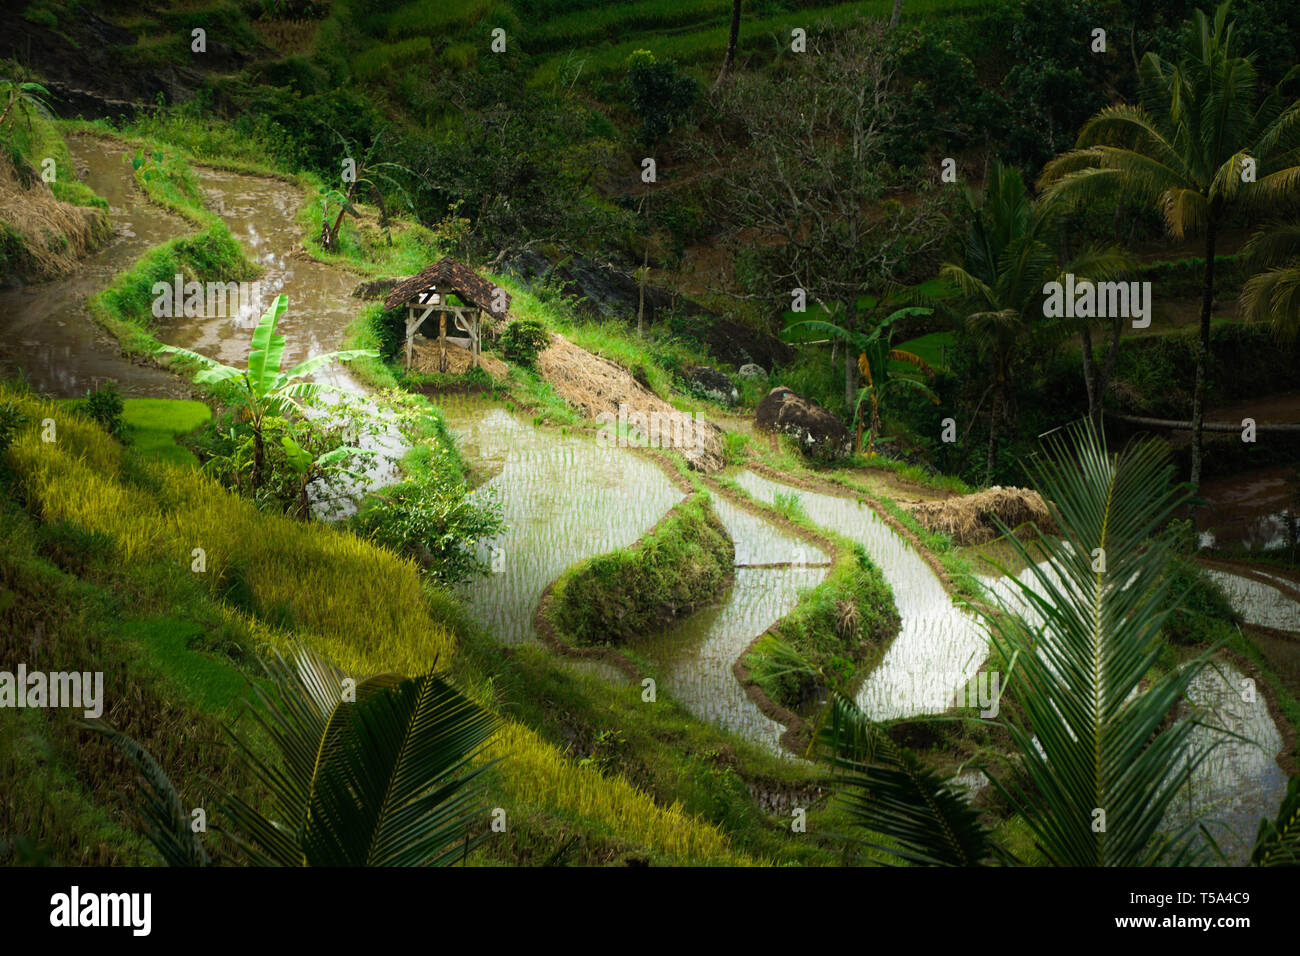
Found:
[755,387,852,461]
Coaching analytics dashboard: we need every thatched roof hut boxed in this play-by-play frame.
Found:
[384,257,511,371]
[384,256,510,322]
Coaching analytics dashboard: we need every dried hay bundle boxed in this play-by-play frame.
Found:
[410,338,508,378]
[535,332,727,473]
[909,485,1056,545]
[0,152,108,281]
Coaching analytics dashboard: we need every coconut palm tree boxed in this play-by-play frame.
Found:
[815,419,1300,866]
[157,294,376,490]
[1037,2,1300,489]
[85,645,499,867]
[941,163,1131,481]
[1239,220,1300,340]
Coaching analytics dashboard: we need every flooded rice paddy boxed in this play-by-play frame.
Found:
[0,137,188,396]
[982,558,1290,863]
[1204,568,1300,631]
[443,406,683,645]
[8,137,1294,851]
[626,495,827,754]
[732,470,990,720]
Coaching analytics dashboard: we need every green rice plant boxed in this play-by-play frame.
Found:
[773,490,803,520]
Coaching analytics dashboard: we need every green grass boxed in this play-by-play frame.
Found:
[3,384,743,864]
[122,616,251,713]
[123,399,212,467]
[548,491,733,646]
[530,0,992,86]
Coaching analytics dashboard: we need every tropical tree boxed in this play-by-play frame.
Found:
[698,19,953,409]
[711,0,742,91]
[0,64,52,139]
[814,420,1300,866]
[1239,220,1300,339]
[320,129,419,251]
[86,645,499,867]
[157,294,376,490]
[941,163,1131,480]
[783,305,938,455]
[1037,1,1300,489]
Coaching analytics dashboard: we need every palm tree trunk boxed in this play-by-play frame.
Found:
[712,0,741,91]
[986,383,1001,483]
[1190,222,1217,491]
[844,346,858,409]
[890,0,904,28]
[1081,323,1098,425]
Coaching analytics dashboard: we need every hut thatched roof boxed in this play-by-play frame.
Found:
[383,256,511,320]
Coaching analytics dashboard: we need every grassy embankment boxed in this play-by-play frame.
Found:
[548,491,733,645]
[0,384,749,865]
[0,114,111,280]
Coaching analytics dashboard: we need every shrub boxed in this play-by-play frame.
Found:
[500,318,551,368]
[80,383,126,440]
[352,467,505,585]
[1164,557,1240,647]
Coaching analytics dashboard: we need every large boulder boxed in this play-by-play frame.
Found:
[755,387,852,461]
[686,366,738,406]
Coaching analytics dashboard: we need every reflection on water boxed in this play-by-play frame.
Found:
[1204,569,1300,631]
[628,495,828,755]
[0,137,190,396]
[447,407,683,645]
[983,559,1289,866]
[733,471,989,720]
[1167,661,1289,866]
[1199,466,1299,552]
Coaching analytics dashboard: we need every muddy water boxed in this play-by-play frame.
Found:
[627,495,828,754]
[161,168,366,394]
[0,136,189,397]
[170,166,404,501]
[444,407,684,645]
[732,471,989,719]
[1199,465,1297,551]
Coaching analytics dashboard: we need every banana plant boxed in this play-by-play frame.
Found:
[783,306,936,455]
[0,69,52,137]
[157,293,376,490]
[280,421,371,520]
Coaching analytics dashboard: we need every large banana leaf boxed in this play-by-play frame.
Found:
[247,294,289,396]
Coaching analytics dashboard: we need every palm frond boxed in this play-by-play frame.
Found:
[977,419,1213,866]
[210,645,498,867]
[816,693,997,867]
[80,718,211,867]
[1251,775,1300,866]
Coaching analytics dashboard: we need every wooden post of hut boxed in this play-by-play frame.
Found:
[382,256,512,378]
[439,311,447,372]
